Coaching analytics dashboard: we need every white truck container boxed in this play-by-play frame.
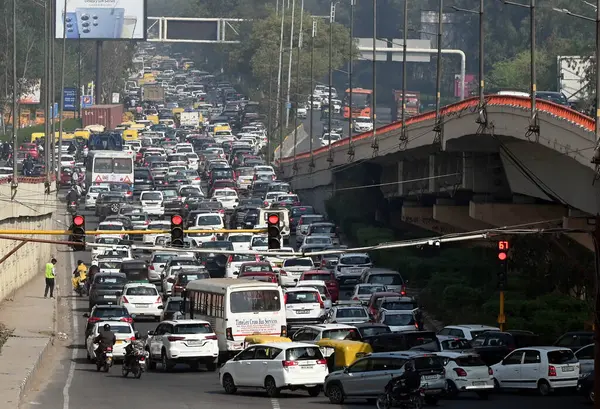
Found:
[180,111,200,127]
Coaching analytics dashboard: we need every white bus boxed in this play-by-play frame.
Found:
[86,151,134,188]
[185,278,287,359]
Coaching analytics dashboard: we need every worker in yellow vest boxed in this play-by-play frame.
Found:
[44,258,57,298]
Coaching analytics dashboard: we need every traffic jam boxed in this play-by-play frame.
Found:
[66,51,594,407]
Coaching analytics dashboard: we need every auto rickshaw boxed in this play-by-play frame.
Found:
[317,339,373,372]
[243,335,291,348]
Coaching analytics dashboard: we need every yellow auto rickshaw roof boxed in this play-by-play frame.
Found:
[316,339,372,351]
[244,335,291,345]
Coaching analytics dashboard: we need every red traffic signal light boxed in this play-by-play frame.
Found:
[73,215,84,226]
[171,215,183,225]
[498,252,507,261]
[268,214,280,225]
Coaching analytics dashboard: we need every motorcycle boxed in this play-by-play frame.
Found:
[67,201,78,215]
[96,346,113,372]
[74,276,87,296]
[122,350,148,379]
[376,378,424,409]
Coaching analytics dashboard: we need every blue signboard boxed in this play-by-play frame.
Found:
[50,103,59,119]
[81,95,93,108]
[63,87,77,111]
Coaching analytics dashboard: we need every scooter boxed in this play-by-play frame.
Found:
[376,378,424,409]
[122,350,148,379]
[75,276,87,296]
[96,346,113,373]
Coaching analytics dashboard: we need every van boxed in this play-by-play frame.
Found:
[258,207,290,241]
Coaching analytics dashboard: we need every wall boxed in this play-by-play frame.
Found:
[0,182,57,302]
[273,124,307,160]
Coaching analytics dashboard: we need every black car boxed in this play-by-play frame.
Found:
[88,273,128,309]
[554,331,594,352]
[578,369,595,402]
[162,296,189,321]
[120,260,149,282]
[133,167,155,195]
[83,304,133,340]
[199,241,234,277]
[471,330,539,366]
[95,192,129,220]
[363,331,441,353]
[354,323,392,339]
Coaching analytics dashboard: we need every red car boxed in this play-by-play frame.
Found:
[299,270,339,302]
[238,272,278,283]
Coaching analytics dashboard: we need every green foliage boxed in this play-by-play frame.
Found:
[0,119,82,144]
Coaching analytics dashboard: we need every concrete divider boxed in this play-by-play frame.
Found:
[273,124,308,161]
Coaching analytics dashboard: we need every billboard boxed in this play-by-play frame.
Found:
[557,56,590,102]
[63,87,77,111]
[55,0,147,40]
[19,79,41,104]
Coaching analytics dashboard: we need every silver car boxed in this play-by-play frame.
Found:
[324,351,446,405]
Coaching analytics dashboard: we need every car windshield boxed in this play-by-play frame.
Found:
[452,355,484,366]
[171,259,199,267]
[369,274,402,285]
[98,262,122,270]
[165,300,188,312]
[286,291,319,303]
[197,215,222,225]
[126,286,158,296]
[243,264,272,273]
[283,258,313,267]
[547,350,578,364]
[95,237,120,245]
[231,254,256,262]
[340,256,370,265]
[305,236,332,245]
[228,235,251,243]
[360,326,391,337]
[310,225,335,234]
[381,301,417,311]
[252,236,268,246]
[322,328,359,340]
[215,190,237,197]
[148,222,170,230]
[94,308,128,318]
[358,285,386,295]
[129,214,147,222]
[414,356,444,370]
[304,273,331,281]
[441,339,473,350]
[172,323,213,334]
[384,313,415,326]
[291,207,314,216]
[286,347,324,361]
[99,224,123,231]
[99,325,132,334]
[179,273,209,283]
[337,308,368,319]
[229,289,281,313]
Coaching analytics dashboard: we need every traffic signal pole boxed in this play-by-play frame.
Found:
[497,240,509,331]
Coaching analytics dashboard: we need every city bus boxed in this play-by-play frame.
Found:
[343,88,372,119]
[86,150,134,188]
[185,278,287,359]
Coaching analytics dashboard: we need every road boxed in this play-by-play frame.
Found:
[21,200,589,409]
[296,107,392,154]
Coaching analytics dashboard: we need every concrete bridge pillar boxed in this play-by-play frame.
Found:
[433,199,491,232]
[400,201,463,235]
[468,199,566,228]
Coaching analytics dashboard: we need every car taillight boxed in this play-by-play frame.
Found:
[453,368,467,377]
[120,317,133,323]
[282,360,298,367]
[227,255,233,263]
[283,294,288,304]
[205,335,218,340]
[548,365,557,376]
[128,336,136,341]
[226,327,233,340]
[264,201,269,206]
[122,296,130,303]
[105,347,113,352]
[280,325,287,337]
[219,209,224,214]
[352,296,359,301]
[127,191,132,195]
[280,270,287,276]
[211,236,216,241]
[88,317,101,323]
[167,336,185,342]
[316,359,327,365]
[317,293,325,309]
[155,296,162,304]
[139,356,146,361]
[149,265,155,270]
[488,367,493,376]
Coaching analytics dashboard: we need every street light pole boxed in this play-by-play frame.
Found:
[309,19,316,170]
[433,0,444,145]
[285,0,296,128]
[327,1,335,164]
[479,0,484,106]
[348,0,355,158]
[276,3,286,129]
[11,0,17,193]
[371,0,378,153]
[292,0,304,173]
[400,0,408,145]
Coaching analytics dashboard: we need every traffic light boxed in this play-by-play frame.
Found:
[497,240,509,290]
[71,215,86,251]
[267,213,281,250]
[171,214,184,247]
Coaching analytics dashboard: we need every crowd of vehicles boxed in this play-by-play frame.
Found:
[60,47,596,405]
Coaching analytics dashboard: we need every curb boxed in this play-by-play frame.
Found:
[17,284,58,406]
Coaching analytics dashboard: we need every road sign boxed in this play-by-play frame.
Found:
[81,95,93,108]
[49,103,59,119]
[63,88,77,111]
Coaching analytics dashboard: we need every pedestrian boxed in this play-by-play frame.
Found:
[44,257,57,298]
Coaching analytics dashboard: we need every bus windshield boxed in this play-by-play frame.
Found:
[230,289,281,313]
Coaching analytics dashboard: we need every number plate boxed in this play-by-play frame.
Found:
[186,340,202,346]
[135,304,149,308]
[562,366,575,372]
[424,375,438,380]
[115,340,124,344]
[104,295,117,299]
[473,381,486,386]
[295,310,311,315]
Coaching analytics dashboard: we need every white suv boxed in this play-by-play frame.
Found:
[140,190,164,216]
[437,325,500,341]
[145,320,219,372]
[284,287,326,332]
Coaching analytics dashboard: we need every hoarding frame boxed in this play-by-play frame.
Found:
[55,0,148,41]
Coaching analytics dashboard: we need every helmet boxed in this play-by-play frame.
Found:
[77,260,83,265]
[103,323,111,331]
[404,361,415,372]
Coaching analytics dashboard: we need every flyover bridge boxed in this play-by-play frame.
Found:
[276,95,600,250]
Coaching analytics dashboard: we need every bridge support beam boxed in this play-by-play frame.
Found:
[468,201,566,228]
[562,214,594,251]
[433,200,491,232]
[400,202,463,235]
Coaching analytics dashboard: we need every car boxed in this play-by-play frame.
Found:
[299,270,339,302]
[85,185,110,209]
[290,324,360,348]
[359,270,406,294]
[353,322,391,339]
[90,237,122,259]
[574,343,594,377]
[194,212,225,230]
[83,304,133,340]
[118,283,164,321]
[491,347,579,395]
[553,331,594,352]
[350,283,388,304]
[323,303,370,325]
[97,221,127,239]
[437,325,501,341]
[139,190,165,216]
[577,369,595,403]
[284,287,327,332]
[324,351,446,405]
[162,263,203,297]
[149,251,178,282]
[160,296,188,322]
[169,268,210,297]
[353,116,373,133]
[86,321,135,361]
[225,254,261,278]
[219,342,328,397]
[294,214,325,245]
[88,273,128,310]
[212,188,239,210]
[226,232,253,252]
[335,253,372,287]
[145,319,219,372]
[279,257,315,286]
[378,310,418,332]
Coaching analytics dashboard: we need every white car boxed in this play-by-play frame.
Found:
[439,352,494,398]
[284,287,326,332]
[263,191,286,207]
[225,254,261,278]
[187,228,218,244]
[95,258,122,274]
[279,257,314,286]
[146,319,219,372]
[60,154,75,167]
[90,237,122,259]
[85,185,110,209]
[219,342,328,397]
[320,133,342,147]
[194,213,224,230]
[118,283,164,320]
[437,325,500,341]
[250,234,268,252]
[491,347,579,395]
[95,246,132,261]
[353,116,374,133]
[301,234,333,248]
[212,188,239,210]
[227,233,253,252]
[378,310,417,332]
[144,221,171,245]
[97,221,127,239]
[86,321,135,361]
[140,190,164,216]
[350,283,388,304]
[149,251,178,282]
[295,280,332,310]
[186,153,200,170]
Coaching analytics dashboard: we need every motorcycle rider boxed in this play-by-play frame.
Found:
[123,331,145,369]
[72,260,87,291]
[93,323,116,361]
[393,361,421,397]
[65,186,79,209]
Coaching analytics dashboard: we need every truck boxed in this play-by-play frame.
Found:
[179,111,200,127]
[82,104,124,130]
[392,90,421,122]
[142,85,165,102]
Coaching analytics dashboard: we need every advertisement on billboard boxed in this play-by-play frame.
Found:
[19,79,41,104]
[63,87,77,111]
[55,0,147,40]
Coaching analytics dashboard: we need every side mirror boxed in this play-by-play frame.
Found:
[233,271,239,276]
[158,305,164,310]
[343,366,349,373]
[167,277,175,283]
[159,264,165,268]
[83,313,89,318]
[147,330,155,336]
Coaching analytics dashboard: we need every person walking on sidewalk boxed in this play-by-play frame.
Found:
[44,258,57,298]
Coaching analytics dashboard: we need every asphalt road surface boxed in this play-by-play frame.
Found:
[22,198,590,409]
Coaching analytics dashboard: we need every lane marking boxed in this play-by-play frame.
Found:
[62,251,77,409]
[270,398,281,409]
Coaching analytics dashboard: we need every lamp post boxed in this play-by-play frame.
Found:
[433,0,444,143]
[371,0,378,152]
[309,18,317,170]
[285,0,296,128]
[327,1,337,164]
[11,0,17,192]
[504,0,539,136]
[400,0,409,145]
[292,0,305,173]
[276,0,286,129]
[348,0,355,158]
[453,0,484,107]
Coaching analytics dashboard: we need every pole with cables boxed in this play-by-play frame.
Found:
[327,1,334,164]
[57,0,67,189]
[348,0,355,158]
[400,0,408,146]
[44,0,50,184]
[285,0,296,128]
[478,0,484,107]
[267,57,273,165]
[11,0,18,194]
[309,19,316,170]
[371,0,378,153]
[433,0,444,146]
[276,2,286,129]
[596,0,600,144]
[529,0,538,136]
[50,0,56,178]
[292,0,304,173]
